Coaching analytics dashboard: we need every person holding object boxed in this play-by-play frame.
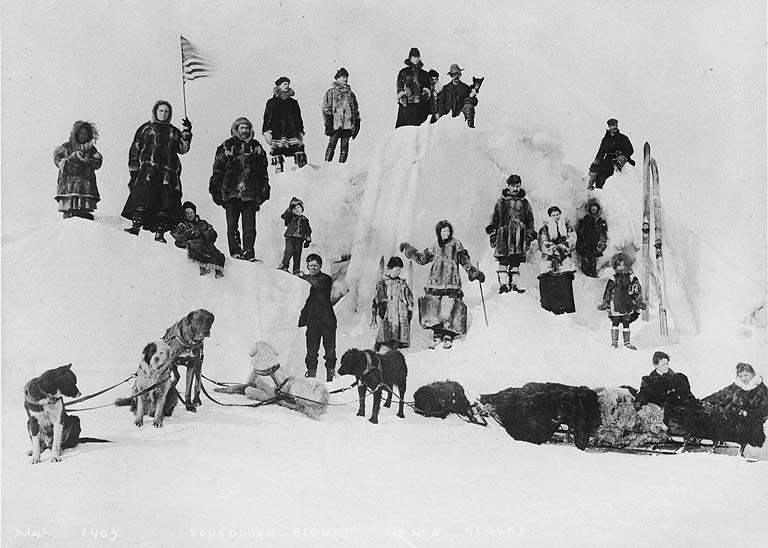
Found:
[279,197,312,275]
[400,220,485,349]
[53,120,102,220]
[122,100,192,242]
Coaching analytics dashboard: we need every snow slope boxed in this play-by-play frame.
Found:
[2,1,767,547]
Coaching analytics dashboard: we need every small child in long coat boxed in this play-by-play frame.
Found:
[280,197,312,274]
[53,121,102,219]
[171,202,226,278]
[598,252,646,349]
[373,256,414,352]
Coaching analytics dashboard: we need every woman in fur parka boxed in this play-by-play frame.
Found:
[395,47,432,128]
[400,220,485,349]
[53,121,102,219]
[322,68,360,163]
[538,206,577,274]
[121,100,192,241]
[262,77,306,172]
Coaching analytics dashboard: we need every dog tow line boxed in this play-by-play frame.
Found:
[67,374,171,413]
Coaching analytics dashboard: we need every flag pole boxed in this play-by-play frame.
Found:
[180,35,188,118]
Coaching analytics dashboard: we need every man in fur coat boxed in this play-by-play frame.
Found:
[122,100,192,242]
[537,206,577,274]
[53,120,102,219]
[395,47,432,128]
[486,175,536,294]
[436,64,478,126]
[588,118,635,190]
[575,199,608,277]
[209,117,271,262]
[262,77,306,172]
[322,67,361,163]
[400,220,485,349]
[171,202,226,278]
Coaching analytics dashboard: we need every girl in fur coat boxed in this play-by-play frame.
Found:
[262,77,306,172]
[598,252,646,349]
[537,206,577,274]
[373,256,414,352]
[171,202,226,278]
[400,220,485,349]
[53,121,102,219]
[322,68,360,163]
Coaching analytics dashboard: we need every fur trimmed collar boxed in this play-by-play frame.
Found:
[273,87,296,100]
[543,218,569,240]
[735,375,764,391]
[331,81,351,92]
[502,187,527,199]
[403,59,424,68]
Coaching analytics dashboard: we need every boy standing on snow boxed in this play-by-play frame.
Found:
[298,254,337,381]
[597,252,646,349]
[372,256,414,352]
[262,76,306,172]
[280,197,312,274]
[486,174,536,293]
[322,68,361,163]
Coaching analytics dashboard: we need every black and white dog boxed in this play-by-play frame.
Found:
[24,364,82,464]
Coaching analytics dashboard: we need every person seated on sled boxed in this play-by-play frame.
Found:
[400,220,485,349]
[588,118,635,190]
[671,362,768,448]
[634,351,700,413]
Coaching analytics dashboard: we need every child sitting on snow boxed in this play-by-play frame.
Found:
[171,201,226,278]
[597,252,646,349]
[279,197,312,274]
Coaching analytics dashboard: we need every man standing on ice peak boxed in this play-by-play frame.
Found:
[436,63,477,126]
[486,175,536,294]
[395,47,432,128]
[322,67,361,163]
[209,117,271,262]
[262,76,307,172]
[588,118,635,190]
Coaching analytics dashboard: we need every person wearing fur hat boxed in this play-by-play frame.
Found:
[538,206,577,275]
[322,68,361,163]
[372,256,414,352]
[436,63,478,126]
[575,199,608,277]
[121,100,192,242]
[209,117,271,261]
[170,201,226,278]
[53,121,102,220]
[486,175,536,294]
[279,197,312,274]
[262,77,306,172]
[400,221,485,349]
[395,47,432,128]
[597,252,646,349]
[588,118,635,190]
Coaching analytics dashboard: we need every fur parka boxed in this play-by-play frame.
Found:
[322,82,360,134]
[635,369,700,411]
[486,188,536,261]
[262,87,304,153]
[209,117,270,207]
[576,200,608,258]
[599,271,646,318]
[402,221,478,292]
[703,376,768,422]
[54,120,102,212]
[170,215,225,269]
[374,275,414,347]
[281,209,312,240]
[538,218,577,274]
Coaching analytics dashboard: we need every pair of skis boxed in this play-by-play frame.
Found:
[641,143,669,335]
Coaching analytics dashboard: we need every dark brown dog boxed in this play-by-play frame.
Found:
[163,309,214,412]
[413,380,472,419]
[338,349,407,424]
[24,364,82,463]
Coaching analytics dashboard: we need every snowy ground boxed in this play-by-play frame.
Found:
[2,1,767,547]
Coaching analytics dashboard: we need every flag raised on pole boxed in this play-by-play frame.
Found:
[180,35,214,82]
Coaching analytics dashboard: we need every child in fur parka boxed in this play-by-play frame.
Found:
[322,68,361,163]
[171,201,226,278]
[372,256,414,352]
[279,197,312,274]
[53,120,102,219]
[597,252,646,349]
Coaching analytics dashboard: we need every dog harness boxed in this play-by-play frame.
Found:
[23,380,60,412]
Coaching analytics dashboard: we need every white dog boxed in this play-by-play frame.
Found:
[215,341,328,418]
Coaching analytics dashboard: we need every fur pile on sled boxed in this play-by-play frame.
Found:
[479,382,601,450]
[593,387,669,447]
[214,341,329,419]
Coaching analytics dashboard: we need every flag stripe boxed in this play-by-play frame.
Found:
[180,35,214,82]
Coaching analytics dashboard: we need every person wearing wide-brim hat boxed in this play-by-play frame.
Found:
[395,47,432,128]
[436,63,477,126]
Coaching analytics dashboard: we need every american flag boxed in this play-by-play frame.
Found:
[180,35,214,82]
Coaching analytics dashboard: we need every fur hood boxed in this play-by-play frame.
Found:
[735,375,764,391]
[435,219,454,246]
[403,58,424,68]
[585,198,602,216]
[501,187,527,199]
[68,120,98,147]
[230,117,254,140]
[151,100,173,124]
[272,87,296,100]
